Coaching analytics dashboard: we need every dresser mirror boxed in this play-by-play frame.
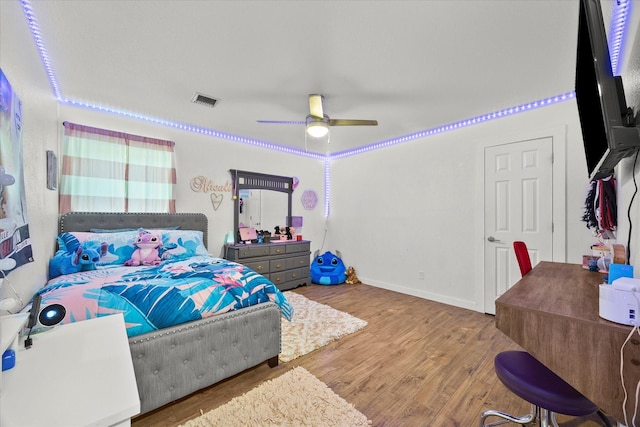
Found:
[230,170,293,243]
[238,190,288,231]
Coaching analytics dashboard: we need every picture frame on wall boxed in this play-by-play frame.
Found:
[46,150,57,190]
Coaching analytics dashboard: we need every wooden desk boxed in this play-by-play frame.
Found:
[495,261,639,424]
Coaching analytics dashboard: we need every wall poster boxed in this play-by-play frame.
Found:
[0,69,34,274]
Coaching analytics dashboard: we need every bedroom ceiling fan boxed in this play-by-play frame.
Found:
[257,94,378,140]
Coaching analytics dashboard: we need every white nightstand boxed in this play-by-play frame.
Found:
[1,312,29,355]
[0,313,140,427]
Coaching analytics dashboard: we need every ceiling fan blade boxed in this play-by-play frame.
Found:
[309,94,324,119]
[257,120,305,125]
[328,119,378,126]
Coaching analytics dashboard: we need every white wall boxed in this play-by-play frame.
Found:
[0,0,326,309]
[2,0,639,316]
[327,3,640,312]
[329,100,595,312]
[57,107,327,258]
[0,0,60,308]
[617,5,640,270]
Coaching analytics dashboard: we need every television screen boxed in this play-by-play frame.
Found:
[575,0,639,180]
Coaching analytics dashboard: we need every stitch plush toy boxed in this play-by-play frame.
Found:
[49,233,108,278]
[310,250,347,285]
[125,230,163,266]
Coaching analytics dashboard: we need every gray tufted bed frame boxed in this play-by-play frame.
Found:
[58,212,281,415]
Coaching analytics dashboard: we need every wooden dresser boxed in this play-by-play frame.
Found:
[225,240,311,291]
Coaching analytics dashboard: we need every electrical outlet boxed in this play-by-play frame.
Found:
[418,271,425,280]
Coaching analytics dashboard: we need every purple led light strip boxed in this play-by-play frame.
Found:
[324,160,331,218]
[20,0,630,218]
[20,0,62,100]
[608,0,631,75]
[62,98,325,159]
[20,0,627,161]
[330,92,576,160]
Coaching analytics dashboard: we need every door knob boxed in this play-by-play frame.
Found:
[487,236,502,243]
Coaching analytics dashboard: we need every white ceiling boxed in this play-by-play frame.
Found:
[25,0,582,155]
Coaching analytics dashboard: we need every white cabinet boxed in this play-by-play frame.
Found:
[0,314,140,427]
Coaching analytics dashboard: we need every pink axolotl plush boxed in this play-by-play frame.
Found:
[125,230,163,266]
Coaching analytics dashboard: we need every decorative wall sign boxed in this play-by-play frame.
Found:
[190,175,232,213]
[301,190,318,210]
[190,176,232,193]
[210,193,223,211]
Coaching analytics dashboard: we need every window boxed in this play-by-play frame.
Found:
[59,122,176,214]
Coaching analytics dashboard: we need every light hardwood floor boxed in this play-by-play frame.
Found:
[131,283,612,427]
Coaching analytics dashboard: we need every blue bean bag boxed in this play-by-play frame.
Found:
[310,251,346,285]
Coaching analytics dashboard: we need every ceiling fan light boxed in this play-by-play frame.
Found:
[306,116,329,138]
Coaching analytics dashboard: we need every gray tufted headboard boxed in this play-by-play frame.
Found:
[59,212,209,248]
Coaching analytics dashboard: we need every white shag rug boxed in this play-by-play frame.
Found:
[279,292,368,362]
[178,367,371,427]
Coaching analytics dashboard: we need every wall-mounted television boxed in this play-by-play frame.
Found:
[575,0,640,181]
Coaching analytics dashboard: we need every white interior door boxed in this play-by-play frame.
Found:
[483,137,554,314]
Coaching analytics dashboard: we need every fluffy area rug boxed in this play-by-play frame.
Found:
[279,292,368,362]
[178,367,371,427]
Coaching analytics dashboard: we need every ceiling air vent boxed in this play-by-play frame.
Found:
[191,93,219,108]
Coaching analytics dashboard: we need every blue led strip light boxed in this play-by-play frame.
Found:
[21,0,629,161]
[20,0,631,219]
[330,92,576,160]
[324,160,331,218]
[20,0,62,100]
[608,0,631,75]
[61,98,325,159]
[19,0,324,160]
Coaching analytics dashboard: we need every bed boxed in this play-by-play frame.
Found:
[37,212,289,415]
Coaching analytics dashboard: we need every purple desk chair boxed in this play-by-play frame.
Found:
[480,242,613,427]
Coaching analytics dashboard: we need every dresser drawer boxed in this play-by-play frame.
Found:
[287,242,310,254]
[235,245,270,259]
[244,260,269,275]
[224,241,311,291]
[270,258,287,272]
[286,267,308,282]
[269,271,286,286]
[286,254,309,270]
[269,245,287,256]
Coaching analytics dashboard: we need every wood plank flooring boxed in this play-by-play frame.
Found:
[131,283,612,427]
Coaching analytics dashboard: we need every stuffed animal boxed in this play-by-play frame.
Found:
[125,230,163,266]
[345,266,361,284]
[49,233,108,278]
[310,250,347,285]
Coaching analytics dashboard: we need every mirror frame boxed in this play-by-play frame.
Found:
[230,169,293,243]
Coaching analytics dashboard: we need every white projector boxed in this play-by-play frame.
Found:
[599,277,640,326]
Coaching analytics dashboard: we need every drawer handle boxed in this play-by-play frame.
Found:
[275,264,282,269]
[298,260,305,265]
[291,273,297,278]
[275,249,282,254]
[275,277,281,282]
[257,266,263,271]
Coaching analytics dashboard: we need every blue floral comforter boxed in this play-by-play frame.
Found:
[35,255,293,337]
